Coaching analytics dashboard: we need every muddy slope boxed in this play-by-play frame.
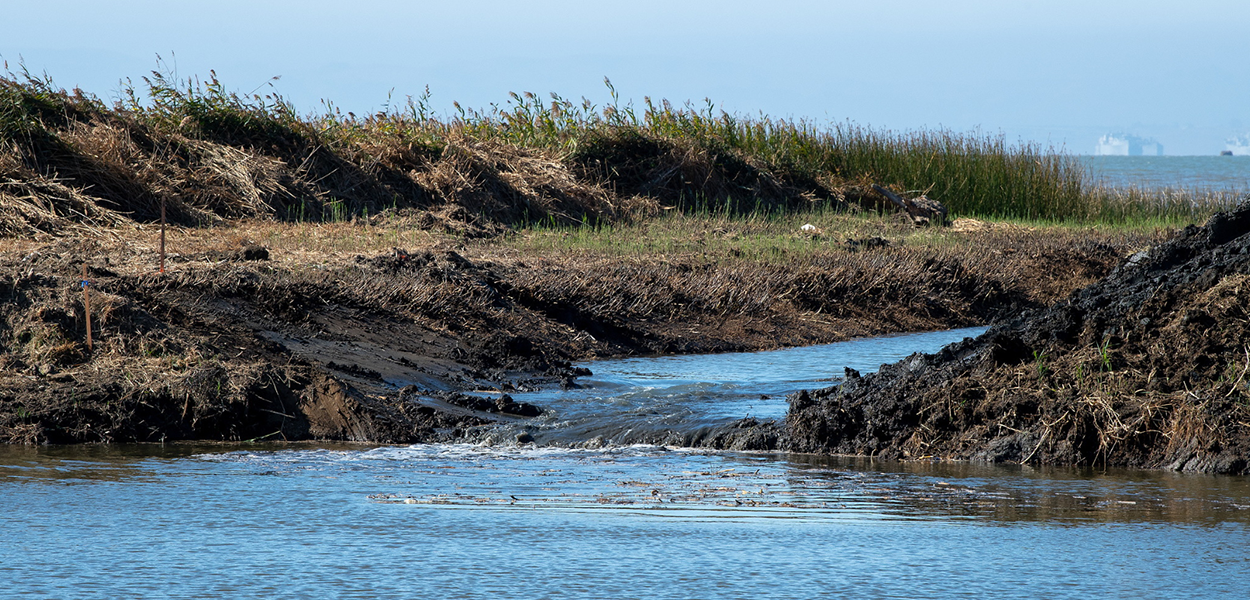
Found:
[1,225,1131,445]
[0,243,575,445]
[788,202,1250,474]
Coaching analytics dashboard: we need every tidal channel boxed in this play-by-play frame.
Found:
[3,327,1248,599]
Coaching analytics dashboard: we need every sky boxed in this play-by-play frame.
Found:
[4,0,1247,154]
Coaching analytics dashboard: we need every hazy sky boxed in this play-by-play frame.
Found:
[5,0,1247,154]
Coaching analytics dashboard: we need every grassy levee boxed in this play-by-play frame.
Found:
[1,70,1240,238]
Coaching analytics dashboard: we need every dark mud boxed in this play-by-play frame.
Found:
[788,202,1250,474]
[0,243,581,445]
[0,226,1130,447]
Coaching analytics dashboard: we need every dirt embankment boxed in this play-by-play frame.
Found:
[0,239,580,445]
[788,202,1250,474]
[0,221,1133,446]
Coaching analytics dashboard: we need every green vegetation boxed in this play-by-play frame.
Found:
[505,206,891,261]
[121,69,305,147]
[0,66,104,142]
[0,66,1241,236]
[1033,349,1050,378]
[1099,336,1115,372]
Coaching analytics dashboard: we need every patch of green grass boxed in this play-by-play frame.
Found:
[504,206,901,261]
[1099,336,1115,372]
[1033,349,1050,378]
[501,202,1169,263]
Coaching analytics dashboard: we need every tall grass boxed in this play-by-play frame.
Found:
[326,78,1240,225]
[2,68,1240,227]
[119,69,306,146]
[441,85,1236,225]
[0,67,107,143]
[363,83,1093,220]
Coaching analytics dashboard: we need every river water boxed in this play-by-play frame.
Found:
[1079,155,1250,192]
[3,327,1250,599]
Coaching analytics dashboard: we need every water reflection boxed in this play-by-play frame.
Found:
[784,454,1250,526]
[5,443,1245,527]
[0,442,371,483]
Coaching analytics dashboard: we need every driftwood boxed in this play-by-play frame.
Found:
[871,184,948,226]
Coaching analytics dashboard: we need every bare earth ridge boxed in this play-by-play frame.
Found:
[788,201,1250,474]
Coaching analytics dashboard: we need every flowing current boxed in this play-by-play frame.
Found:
[3,327,1250,599]
[480,327,987,447]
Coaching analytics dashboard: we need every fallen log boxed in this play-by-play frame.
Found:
[871,184,949,226]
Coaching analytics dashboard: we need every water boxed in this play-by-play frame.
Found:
[3,327,1250,599]
[1079,155,1250,191]
[498,327,986,446]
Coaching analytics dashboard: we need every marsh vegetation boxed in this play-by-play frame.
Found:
[1,68,1238,241]
[3,68,1247,474]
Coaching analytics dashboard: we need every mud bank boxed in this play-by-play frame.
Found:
[788,202,1250,474]
[0,240,582,445]
[1,221,1131,445]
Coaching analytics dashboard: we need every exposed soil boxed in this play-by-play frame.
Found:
[788,202,1250,474]
[5,76,1243,473]
[0,239,571,445]
[0,220,1137,447]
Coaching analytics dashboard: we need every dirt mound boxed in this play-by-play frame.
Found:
[568,129,843,215]
[0,240,580,444]
[1,218,1138,447]
[788,202,1250,474]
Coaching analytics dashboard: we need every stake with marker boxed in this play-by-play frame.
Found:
[81,263,93,351]
[160,197,166,273]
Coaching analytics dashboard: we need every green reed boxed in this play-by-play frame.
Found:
[4,67,1240,226]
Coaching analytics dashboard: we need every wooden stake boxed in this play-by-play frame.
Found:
[82,263,93,352]
[160,197,167,274]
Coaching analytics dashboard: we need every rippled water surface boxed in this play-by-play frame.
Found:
[3,328,1250,599]
[1079,155,1250,191]
[494,327,986,446]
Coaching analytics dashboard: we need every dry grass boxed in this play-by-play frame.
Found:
[990,271,1250,468]
[2,69,1236,244]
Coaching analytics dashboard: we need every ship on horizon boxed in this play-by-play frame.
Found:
[1225,134,1250,156]
[1095,134,1163,156]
